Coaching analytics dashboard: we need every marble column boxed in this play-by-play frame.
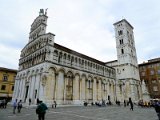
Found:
[12,79,19,99]
[30,75,36,103]
[73,75,79,102]
[27,76,32,100]
[63,75,67,103]
[17,79,21,99]
[98,80,102,100]
[39,80,44,101]
[56,71,64,103]
[21,78,26,100]
[81,76,86,101]
[54,73,58,101]
[18,78,23,99]
[107,83,110,97]
[93,78,97,102]
[35,73,41,100]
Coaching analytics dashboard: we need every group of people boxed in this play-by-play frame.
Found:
[13,99,23,114]
[138,100,155,107]
[12,98,57,120]
[0,98,8,108]
[83,98,134,111]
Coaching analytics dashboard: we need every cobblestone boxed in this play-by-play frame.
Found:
[0,105,158,120]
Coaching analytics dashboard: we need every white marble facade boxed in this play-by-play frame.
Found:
[13,9,142,105]
[12,9,116,105]
[106,19,142,102]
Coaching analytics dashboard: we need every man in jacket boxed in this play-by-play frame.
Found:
[154,101,160,120]
[36,101,48,120]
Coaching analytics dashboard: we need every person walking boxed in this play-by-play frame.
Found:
[3,99,7,108]
[17,100,22,113]
[54,101,57,108]
[154,101,160,120]
[124,100,126,107]
[13,99,17,114]
[129,98,133,111]
[37,98,40,105]
[36,101,48,120]
[29,98,31,106]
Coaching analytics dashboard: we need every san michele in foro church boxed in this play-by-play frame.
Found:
[12,9,143,106]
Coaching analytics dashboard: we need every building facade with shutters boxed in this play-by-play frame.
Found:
[12,9,142,105]
[139,58,160,99]
[0,67,17,100]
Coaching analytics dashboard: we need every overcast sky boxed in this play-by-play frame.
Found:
[0,0,160,69]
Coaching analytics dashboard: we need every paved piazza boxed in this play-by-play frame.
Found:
[0,105,158,120]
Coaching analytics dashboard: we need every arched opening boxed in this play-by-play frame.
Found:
[66,72,73,101]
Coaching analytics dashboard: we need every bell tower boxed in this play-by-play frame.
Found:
[113,19,141,101]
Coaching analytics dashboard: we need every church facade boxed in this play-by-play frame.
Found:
[12,9,142,105]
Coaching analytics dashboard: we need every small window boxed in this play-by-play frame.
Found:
[12,86,14,91]
[157,70,160,75]
[119,39,123,44]
[153,86,158,92]
[150,70,154,75]
[1,85,6,90]
[3,75,8,81]
[121,49,124,54]
[141,72,145,76]
[118,30,123,36]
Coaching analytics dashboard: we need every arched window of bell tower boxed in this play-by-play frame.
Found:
[118,30,123,36]
[121,49,124,54]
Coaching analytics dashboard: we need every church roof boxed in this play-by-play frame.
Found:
[54,43,114,69]
[0,67,17,73]
[113,19,134,29]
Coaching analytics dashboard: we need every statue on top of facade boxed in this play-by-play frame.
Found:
[39,8,48,16]
[45,8,48,15]
[39,9,44,15]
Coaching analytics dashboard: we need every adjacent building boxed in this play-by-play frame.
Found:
[0,67,17,100]
[139,58,160,99]
[12,9,142,105]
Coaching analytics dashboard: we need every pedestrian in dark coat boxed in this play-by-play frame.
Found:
[36,101,48,120]
[54,101,57,108]
[154,101,160,120]
[129,98,133,111]
[3,99,7,108]
[29,98,31,106]
[124,100,126,107]
[17,100,22,113]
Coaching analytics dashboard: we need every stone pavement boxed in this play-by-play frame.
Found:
[0,105,158,120]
